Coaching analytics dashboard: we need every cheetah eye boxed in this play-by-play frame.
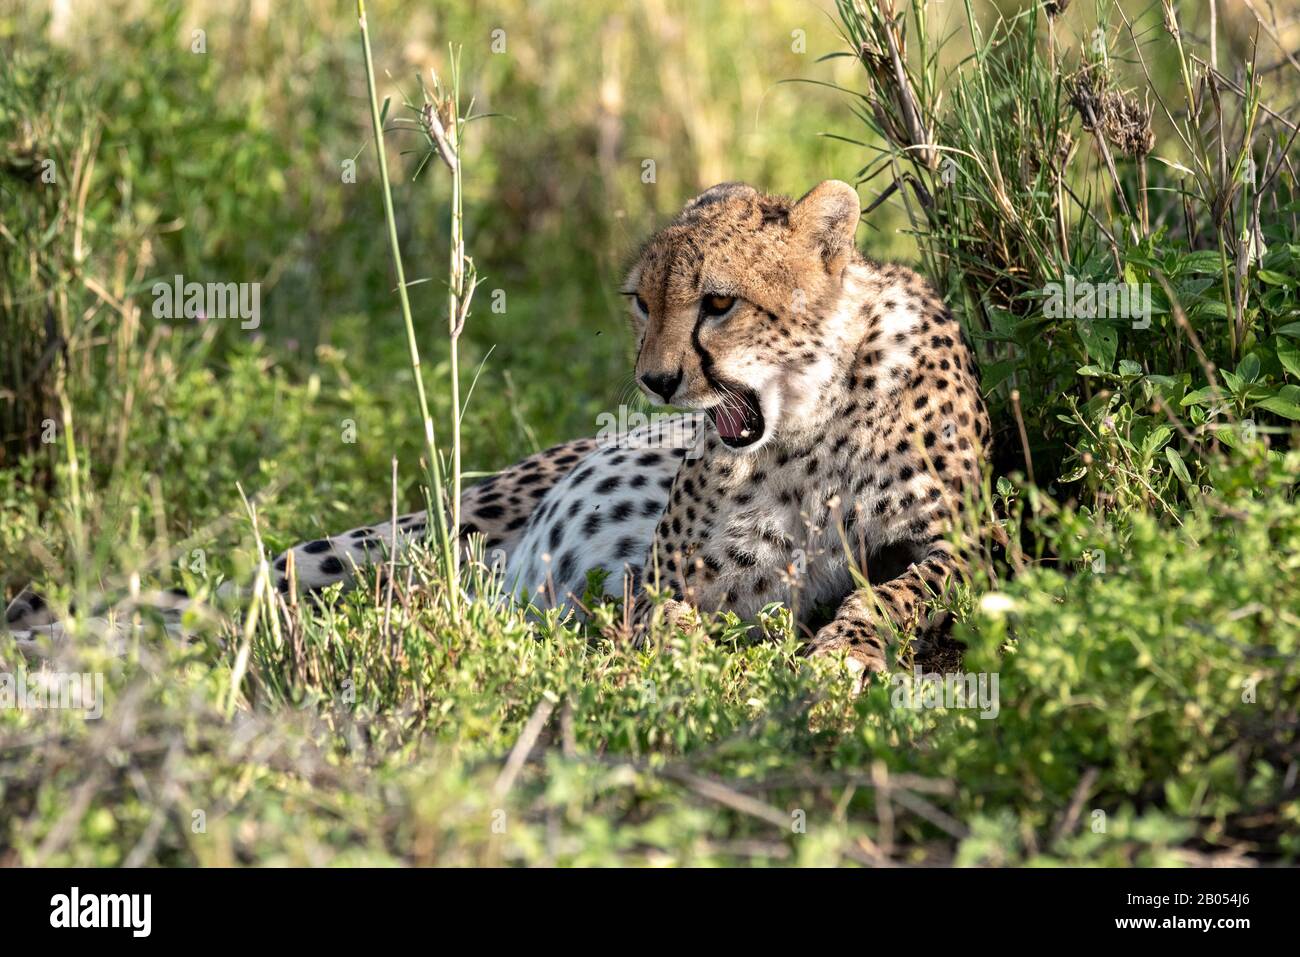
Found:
[701,293,737,318]
[625,293,649,318]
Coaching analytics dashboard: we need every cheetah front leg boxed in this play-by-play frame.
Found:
[807,540,965,681]
[619,538,704,646]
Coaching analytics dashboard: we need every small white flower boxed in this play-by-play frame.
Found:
[979,592,1017,616]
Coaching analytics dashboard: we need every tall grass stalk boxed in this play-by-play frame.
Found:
[355,0,458,616]
[226,483,279,719]
[420,50,480,587]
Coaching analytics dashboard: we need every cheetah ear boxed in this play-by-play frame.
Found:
[791,180,860,267]
[681,182,757,216]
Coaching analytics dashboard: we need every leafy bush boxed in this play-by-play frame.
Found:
[835,0,1299,503]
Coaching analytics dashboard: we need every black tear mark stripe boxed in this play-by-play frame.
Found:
[690,305,726,396]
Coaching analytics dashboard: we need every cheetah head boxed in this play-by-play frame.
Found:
[624,180,861,452]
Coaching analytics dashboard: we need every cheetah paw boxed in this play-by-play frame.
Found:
[657,598,699,633]
[806,619,888,691]
[619,596,700,647]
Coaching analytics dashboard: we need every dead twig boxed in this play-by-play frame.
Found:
[492,696,556,800]
[1051,766,1100,846]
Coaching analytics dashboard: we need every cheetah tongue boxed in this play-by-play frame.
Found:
[713,400,749,440]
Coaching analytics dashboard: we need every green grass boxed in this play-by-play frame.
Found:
[1,0,1297,866]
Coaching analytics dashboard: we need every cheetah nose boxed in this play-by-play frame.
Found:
[640,369,683,404]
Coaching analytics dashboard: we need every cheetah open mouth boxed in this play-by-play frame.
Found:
[708,386,765,448]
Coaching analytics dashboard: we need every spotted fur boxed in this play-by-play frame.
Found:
[270,436,601,598]
[502,416,700,608]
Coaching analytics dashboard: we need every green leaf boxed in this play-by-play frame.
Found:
[1278,339,1300,380]
[1076,317,1117,371]
[1143,426,1173,458]
[1180,386,1221,407]
[1172,276,1216,300]
[1257,269,1293,286]
[1179,250,1227,275]
[980,360,1018,393]
[1261,244,1300,271]
[1237,353,1261,383]
[1255,395,1300,420]
[1164,447,1192,484]
[1191,299,1229,320]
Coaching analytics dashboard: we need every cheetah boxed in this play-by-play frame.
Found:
[6,180,989,680]
[613,179,987,670]
[511,180,990,674]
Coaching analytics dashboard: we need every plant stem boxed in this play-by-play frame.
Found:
[356,0,457,615]
[446,50,464,585]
